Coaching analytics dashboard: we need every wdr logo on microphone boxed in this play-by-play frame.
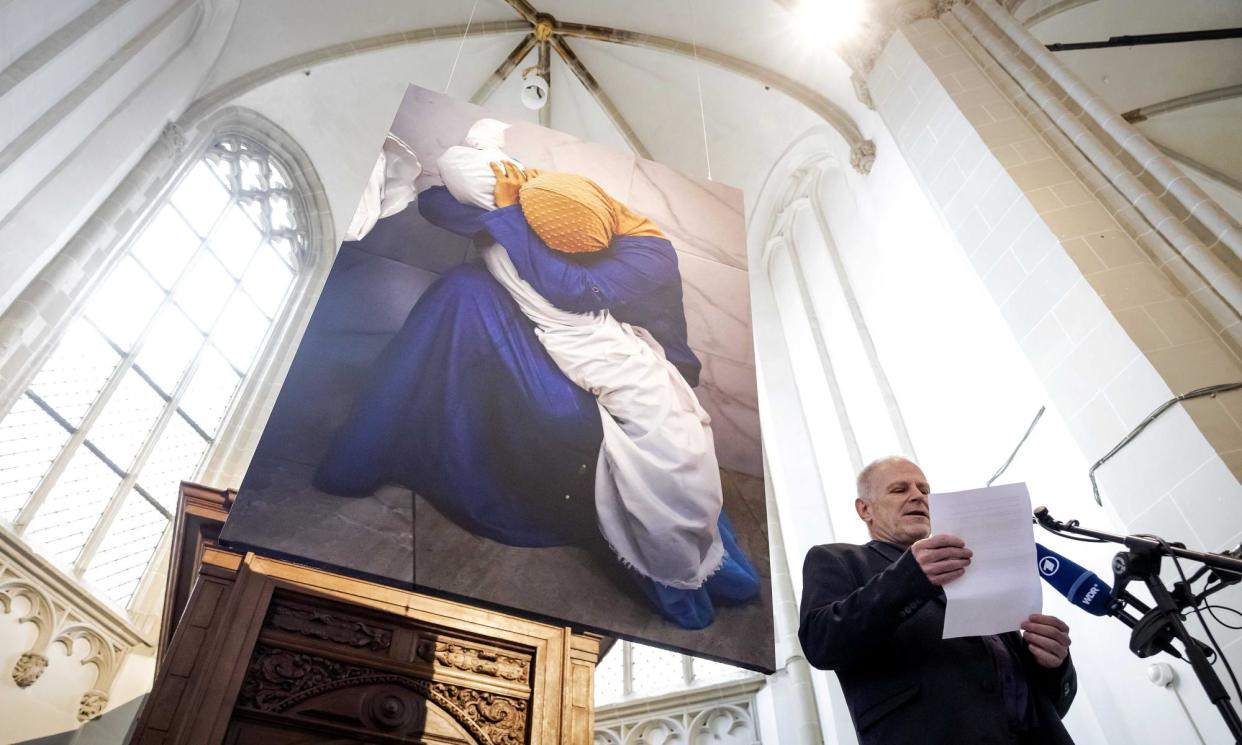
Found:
[1039,556,1060,577]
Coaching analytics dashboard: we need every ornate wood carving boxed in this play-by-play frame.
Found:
[416,637,531,682]
[437,684,528,745]
[131,515,600,745]
[267,600,392,651]
[239,645,528,745]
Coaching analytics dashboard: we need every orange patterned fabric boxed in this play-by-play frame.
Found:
[517,173,664,254]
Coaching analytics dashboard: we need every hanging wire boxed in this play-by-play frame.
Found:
[445,0,482,94]
[987,405,1045,486]
[688,0,713,180]
[1088,382,1242,505]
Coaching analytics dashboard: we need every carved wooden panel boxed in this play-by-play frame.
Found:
[159,483,234,669]
[267,600,395,652]
[234,644,518,743]
[131,523,597,745]
[241,593,535,744]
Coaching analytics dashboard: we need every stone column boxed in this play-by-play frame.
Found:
[763,478,831,744]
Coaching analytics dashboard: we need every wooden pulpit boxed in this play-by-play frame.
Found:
[128,483,599,744]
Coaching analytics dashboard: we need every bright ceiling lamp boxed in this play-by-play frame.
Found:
[796,0,867,46]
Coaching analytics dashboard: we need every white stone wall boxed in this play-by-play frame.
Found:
[0,0,238,317]
[854,24,1239,745]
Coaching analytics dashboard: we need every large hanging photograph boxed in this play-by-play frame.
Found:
[220,84,772,671]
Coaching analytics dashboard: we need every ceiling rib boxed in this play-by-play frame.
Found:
[556,22,866,147]
[183,20,531,122]
[503,0,539,24]
[1122,83,1242,123]
[1021,0,1099,28]
[551,36,653,159]
[186,17,868,161]
[537,38,552,128]
[471,33,538,106]
[1156,143,1242,194]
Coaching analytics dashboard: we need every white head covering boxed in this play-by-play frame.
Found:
[462,118,510,150]
[344,133,422,241]
[438,118,523,211]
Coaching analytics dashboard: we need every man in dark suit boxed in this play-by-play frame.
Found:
[798,457,1077,745]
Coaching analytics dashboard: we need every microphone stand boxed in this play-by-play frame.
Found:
[1033,507,1242,741]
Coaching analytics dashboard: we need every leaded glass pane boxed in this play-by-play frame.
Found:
[691,657,747,686]
[206,151,233,186]
[243,243,295,318]
[83,489,168,606]
[138,414,209,511]
[270,194,295,231]
[27,319,121,428]
[24,448,120,567]
[129,207,199,289]
[0,396,71,522]
[171,161,230,236]
[178,345,241,436]
[209,204,263,277]
[269,235,297,267]
[593,644,625,706]
[239,152,265,191]
[173,250,234,332]
[0,132,306,614]
[87,370,167,472]
[268,160,290,189]
[133,305,203,394]
[629,645,685,697]
[213,293,268,370]
[83,257,164,352]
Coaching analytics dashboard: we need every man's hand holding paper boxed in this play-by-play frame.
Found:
[911,533,973,585]
[928,482,1043,638]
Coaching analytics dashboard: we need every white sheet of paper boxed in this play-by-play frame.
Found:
[930,482,1041,638]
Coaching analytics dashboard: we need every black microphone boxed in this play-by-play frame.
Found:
[1036,542,1112,616]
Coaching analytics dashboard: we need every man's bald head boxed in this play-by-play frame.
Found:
[854,456,932,546]
[857,456,919,501]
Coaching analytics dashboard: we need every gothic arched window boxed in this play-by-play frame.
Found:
[592,640,761,745]
[0,133,311,609]
[594,640,752,706]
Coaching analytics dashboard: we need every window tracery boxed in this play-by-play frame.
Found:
[0,134,309,610]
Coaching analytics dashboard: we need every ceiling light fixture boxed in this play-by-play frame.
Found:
[520,67,549,110]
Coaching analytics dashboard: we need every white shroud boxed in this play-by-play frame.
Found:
[479,243,724,589]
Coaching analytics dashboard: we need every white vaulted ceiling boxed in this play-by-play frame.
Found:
[191,0,869,218]
[1019,0,1242,188]
[195,0,1242,220]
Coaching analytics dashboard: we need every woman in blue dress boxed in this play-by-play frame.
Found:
[314,174,758,629]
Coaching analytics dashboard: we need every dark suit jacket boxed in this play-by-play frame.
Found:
[798,540,1077,745]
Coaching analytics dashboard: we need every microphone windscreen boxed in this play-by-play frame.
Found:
[1036,543,1112,616]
